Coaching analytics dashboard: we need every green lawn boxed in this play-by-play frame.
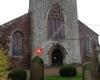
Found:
[44,66,82,80]
[44,75,82,80]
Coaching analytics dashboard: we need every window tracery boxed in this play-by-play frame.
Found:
[12,31,23,56]
[47,3,65,40]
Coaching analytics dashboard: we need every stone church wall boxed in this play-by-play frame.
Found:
[29,0,81,65]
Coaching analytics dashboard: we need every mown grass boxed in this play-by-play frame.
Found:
[4,71,82,80]
[5,67,82,80]
[44,66,82,80]
[44,75,82,80]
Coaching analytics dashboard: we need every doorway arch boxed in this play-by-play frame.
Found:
[48,43,67,66]
[52,48,63,66]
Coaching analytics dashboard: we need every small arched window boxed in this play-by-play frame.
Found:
[84,37,91,56]
[12,31,24,56]
[47,3,65,40]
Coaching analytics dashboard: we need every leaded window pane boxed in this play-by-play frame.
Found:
[47,3,65,40]
[12,31,23,56]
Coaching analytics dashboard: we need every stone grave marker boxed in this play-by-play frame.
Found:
[82,62,98,80]
[30,56,44,80]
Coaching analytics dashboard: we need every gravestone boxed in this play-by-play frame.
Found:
[82,62,98,80]
[30,56,44,80]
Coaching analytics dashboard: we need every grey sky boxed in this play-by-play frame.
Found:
[0,0,100,42]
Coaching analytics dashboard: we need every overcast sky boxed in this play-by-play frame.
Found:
[0,0,100,42]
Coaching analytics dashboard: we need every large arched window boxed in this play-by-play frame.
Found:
[47,3,65,40]
[12,31,24,56]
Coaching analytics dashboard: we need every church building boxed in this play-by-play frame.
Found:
[0,0,99,68]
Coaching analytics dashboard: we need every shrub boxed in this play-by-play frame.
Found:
[59,65,77,77]
[8,69,27,80]
[0,47,9,80]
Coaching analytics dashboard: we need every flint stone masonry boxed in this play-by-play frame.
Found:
[29,0,81,65]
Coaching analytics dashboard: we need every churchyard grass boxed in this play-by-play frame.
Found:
[5,70,82,80]
[44,75,82,80]
[44,66,82,80]
[5,66,82,80]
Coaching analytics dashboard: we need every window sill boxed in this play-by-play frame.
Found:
[10,55,23,59]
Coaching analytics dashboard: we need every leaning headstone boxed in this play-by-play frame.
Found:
[30,56,44,80]
[97,64,100,80]
[82,62,98,80]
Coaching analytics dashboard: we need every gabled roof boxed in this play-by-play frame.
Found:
[0,12,99,37]
[0,12,31,29]
[78,20,98,36]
